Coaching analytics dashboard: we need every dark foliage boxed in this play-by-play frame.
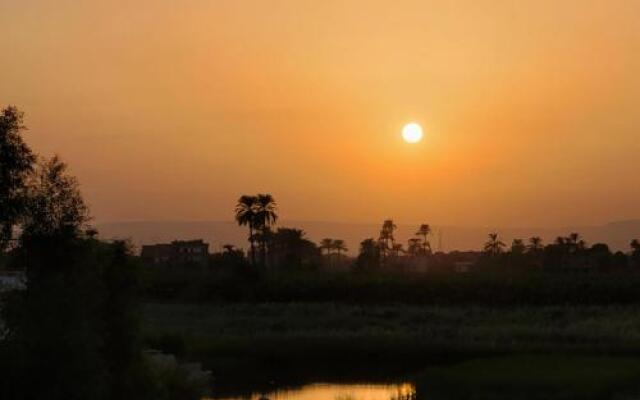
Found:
[0,106,35,249]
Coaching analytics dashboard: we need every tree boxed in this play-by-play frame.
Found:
[0,106,36,250]
[0,111,160,400]
[235,195,259,266]
[378,219,397,259]
[589,243,612,271]
[267,228,318,269]
[548,233,587,270]
[407,238,422,256]
[567,232,586,253]
[416,224,432,254]
[1,163,136,399]
[212,244,246,269]
[355,238,380,272]
[511,239,526,255]
[254,194,278,266]
[320,238,334,257]
[392,243,404,257]
[21,155,89,238]
[3,231,109,399]
[483,233,505,256]
[333,239,347,258]
[527,236,544,254]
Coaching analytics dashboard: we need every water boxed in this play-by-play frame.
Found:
[207,383,416,400]
[204,356,640,400]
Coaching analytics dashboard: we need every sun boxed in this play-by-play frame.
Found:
[402,122,423,143]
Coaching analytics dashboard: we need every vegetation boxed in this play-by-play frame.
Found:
[143,268,640,305]
[0,106,205,400]
[3,105,640,399]
[142,302,640,386]
[0,106,35,250]
[234,194,278,266]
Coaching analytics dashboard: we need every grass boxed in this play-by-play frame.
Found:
[143,302,640,398]
[143,302,640,366]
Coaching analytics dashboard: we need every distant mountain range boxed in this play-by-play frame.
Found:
[96,219,640,255]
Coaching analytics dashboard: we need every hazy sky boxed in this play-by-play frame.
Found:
[2,0,639,227]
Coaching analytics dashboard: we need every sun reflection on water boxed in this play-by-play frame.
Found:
[208,382,416,400]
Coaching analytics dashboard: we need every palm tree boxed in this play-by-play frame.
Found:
[235,195,258,266]
[483,233,505,256]
[235,194,278,266]
[254,194,278,266]
[527,236,544,253]
[392,243,404,257]
[320,238,334,257]
[379,219,397,259]
[416,224,431,254]
[567,232,586,253]
[356,238,381,271]
[407,238,422,256]
[333,239,347,258]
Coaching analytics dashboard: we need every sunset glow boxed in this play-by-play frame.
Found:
[1,0,639,227]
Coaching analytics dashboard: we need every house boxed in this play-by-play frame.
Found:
[141,240,209,266]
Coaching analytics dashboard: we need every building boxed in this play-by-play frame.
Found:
[141,240,210,266]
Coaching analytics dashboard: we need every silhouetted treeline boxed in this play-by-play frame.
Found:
[0,106,204,400]
[142,215,640,305]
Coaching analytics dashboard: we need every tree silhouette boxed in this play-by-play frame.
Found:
[356,238,380,271]
[378,219,397,260]
[416,224,432,254]
[527,236,544,253]
[320,238,334,257]
[268,228,317,269]
[511,239,526,255]
[22,155,89,238]
[333,239,347,258]
[0,106,35,250]
[567,232,586,253]
[407,238,422,256]
[392,243,404,257]
[235,195,259,266]
[255,194,277,266]
[483,233,505,256]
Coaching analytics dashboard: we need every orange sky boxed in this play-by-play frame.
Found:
[1,0,639,227]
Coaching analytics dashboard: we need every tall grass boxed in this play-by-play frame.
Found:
[143,302,640,367]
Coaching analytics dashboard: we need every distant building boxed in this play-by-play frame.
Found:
[141,240,210,266]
